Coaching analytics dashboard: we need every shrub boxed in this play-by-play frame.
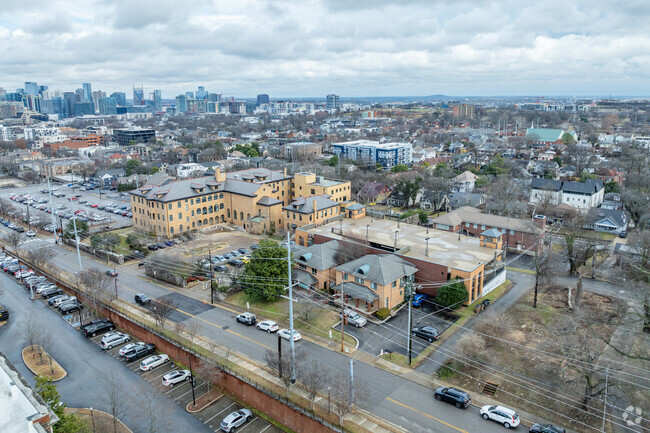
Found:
[436,279,468,308]
[376,308,391,320]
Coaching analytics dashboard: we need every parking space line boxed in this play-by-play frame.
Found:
[175,383,206,401]
[237,417,258,432]
[149,368,173,381]
[164,381,190,395]
[258,425,271,433]
[204,402,235,424]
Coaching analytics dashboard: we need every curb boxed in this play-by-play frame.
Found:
[186,390,224,413]
[67,407,134,433]
[21,345,67,382]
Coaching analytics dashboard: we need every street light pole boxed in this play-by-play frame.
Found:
[407,280,413,365]
[72,216,83,271]
[208,249,214,304]
[189,354,196,407]
[286,232,296,384]
[113,267,118,299]
[425,237,430,257]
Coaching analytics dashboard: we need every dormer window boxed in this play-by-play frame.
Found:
[355,264,370,275]
[299,252,312,262]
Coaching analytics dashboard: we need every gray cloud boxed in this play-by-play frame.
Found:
[0,0,649,97]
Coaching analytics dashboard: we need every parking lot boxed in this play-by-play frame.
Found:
[0,182,133,232]
[339,300,456,357]
[19,266,283,433]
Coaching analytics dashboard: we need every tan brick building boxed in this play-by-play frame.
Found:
[292,172,351,203]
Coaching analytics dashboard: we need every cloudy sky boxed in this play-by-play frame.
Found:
[1,0,649,99]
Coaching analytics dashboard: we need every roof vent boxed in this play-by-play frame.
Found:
[300,252,312,262]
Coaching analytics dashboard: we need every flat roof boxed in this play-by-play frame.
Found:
[305,216,499,273]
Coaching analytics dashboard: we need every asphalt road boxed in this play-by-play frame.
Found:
[0,270,212,433]
[5,229,520,433]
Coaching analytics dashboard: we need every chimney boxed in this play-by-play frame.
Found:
[283,167,287,176]
[533,214,546,229]
[215,167,226,182]
[313,200,317,219]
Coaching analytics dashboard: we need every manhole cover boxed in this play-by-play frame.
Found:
[222,326,229,330]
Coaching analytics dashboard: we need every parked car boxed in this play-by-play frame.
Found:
[134,293,151,306]
[119,342,146,356]
[340,309,367,328]
[220,409,252,432]
[162,370,191,387]
[123,343,155,362]
[229,251,240,257]
[412,293,429,307]
[35,284,57,294]
[59,301,83,313]
[222,253,232,260]
[434,386,471,408]
[237,248,250,255]
[480,405,520,429]
[48,294,69,306]
[41,287,64,299]
[619,230,627,238]
[101,332,131,350]
[214,265,228,273]
[236,312,256,325]
[250,244,259,250]
[81,318,114,337]
[25,231,36,237]
[0,304,8,321]
[106,269,118,277]
[256,320,279,333]
[52,296,76,308]
[412,326,440,342]
[529,424,565,433]
[139,354,170,371]
[481,299,491,308]
[278,329,302,342]
[230,259,244,268]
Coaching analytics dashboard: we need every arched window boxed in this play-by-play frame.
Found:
[220,203,224,209]
[202,207,207,214]
[219,193,224,199]
[208,205,213,213]
[240,212,244,220]
[233,211,237,220]
[227,209,231,218]
[179,224,183,232]
[197,220,202,227]
[209,217,214,224]
[208,196,212,201]
[192,222,196,228]
[247,213,250,220]
[170,227,174,234]
[203,218,207,225]
[202,197,206,203]
[220,215,225,222]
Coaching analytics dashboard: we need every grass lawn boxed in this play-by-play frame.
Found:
[558,228,617,241]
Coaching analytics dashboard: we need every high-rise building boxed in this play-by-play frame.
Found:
[195,86,208,100]
[110,92,127,106]
[326,94,340,110]
[82,83,92,101]
[133,86,145,106]
[91,90,106,114]
[256,94,270,106]
[207,93,222,103]
[153,90,162,111]
[452,104,475,119]
[175,95,188,113]
[73,101,95,116]
[24,82,40,96]
[185,91,194,99]
[40,97,67,118]
[99,97,117,115]
[63,92,77,117]
[22,94,42,112]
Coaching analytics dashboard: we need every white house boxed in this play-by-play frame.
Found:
[176,163,207,179]
[530,178,604,210]
[452,171,478,193]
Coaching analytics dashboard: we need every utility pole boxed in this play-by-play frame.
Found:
[208,250,214,304]
[602,367,609,432]
[349,358,355,414]
[25,202,30,231]
[286,232,296,384]
[340,281,345,353]
[189,354,196,407]
[407,280,414,365]
[72,216,83,271]
[277,334,283,379]
[113,267,118,298]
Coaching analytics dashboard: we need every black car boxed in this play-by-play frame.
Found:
[59,301,83,314]
[434,386,471,408]
[134,293,151,306]
[0,304,8,321]
[250,244,259,250]
[618,230,627,238]
[230,259,244,268]
[412,326,440,342]
[214,265,228,272]
[238,248,250,255]
[41,287,64,299]
[81,318,114,337]
[529,424,566,433]
[481,299,491,307]
[17,227,25,233]
[123,343,155,362]
[147,244,158,251]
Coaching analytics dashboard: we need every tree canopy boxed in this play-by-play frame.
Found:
[436,278,468,308]
[390,163,409,173]
[241,239,288,301]
[63,219,88,240]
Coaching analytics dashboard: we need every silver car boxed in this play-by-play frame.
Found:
[100,332,130,350]
[220,409,252,432]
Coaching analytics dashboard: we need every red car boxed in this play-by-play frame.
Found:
[91,204,98,208]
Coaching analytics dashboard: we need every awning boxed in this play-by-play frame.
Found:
[332,282,379,303]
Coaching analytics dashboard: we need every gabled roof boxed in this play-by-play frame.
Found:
[531,178,562,191]
[448,193,485,208]
[526,128,564,143]
[587,208,628,229]
[331,281,379,302]
[481,228,503,238]
[293,240,343,271]
[561,179,604,195]
[357,181,391,199]
[335,254,417,285]
[257,196,283,206]
[453,171,478,183]
[431,206,543,235]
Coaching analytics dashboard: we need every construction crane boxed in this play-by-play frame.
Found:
[536,96,545,103]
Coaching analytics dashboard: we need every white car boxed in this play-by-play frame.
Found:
[139,354,170,372]
[53,296,76,307]
[25,231,36,237]
[162,370,191,387]
[119,342,146,356]
[100,332,130,350]
[256,320,279,333]
[220,409,252,432]
[278,329,302,342]
[480,405,520,429]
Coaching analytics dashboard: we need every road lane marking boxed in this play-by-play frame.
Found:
[385,397,469,433]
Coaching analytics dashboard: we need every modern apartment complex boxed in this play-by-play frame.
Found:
[113,127,156,146]
[331,140,412,170]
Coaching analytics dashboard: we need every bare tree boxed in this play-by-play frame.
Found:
[26,247,56,269]
[102,371,130,433]
[300,360,327,412]
[23,315,40,349]
[149,299,177,331]
[134,384,172,433]
[195,361,221,398]
[3,231,23,256]
[484,176,529,218]
[327,373,370,427]
[333,236,370,264]
[564,143,595,176]
[78,267,114,312]
[174,320,187,338]
[186,319,200,349]
[39,328,55,374]
[263,347,307,398]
